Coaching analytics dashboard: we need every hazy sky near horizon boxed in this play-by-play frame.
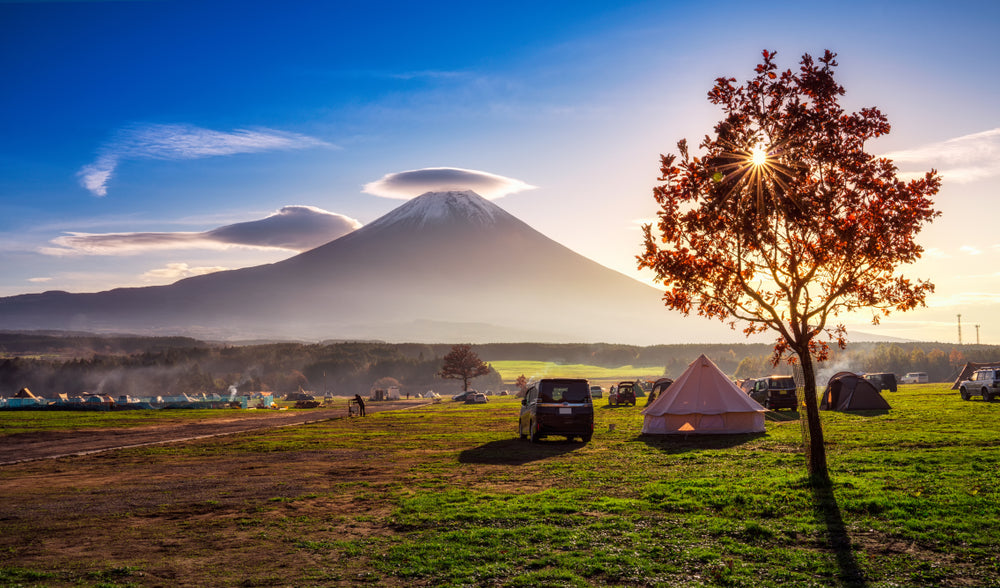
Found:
[2,0,998,344]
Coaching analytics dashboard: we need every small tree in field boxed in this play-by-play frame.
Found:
[437,344,490,392]
[639,50,940,484]
[515,374,528,394]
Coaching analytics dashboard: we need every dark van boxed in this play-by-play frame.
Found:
[747,376,798,410]
[518,378,594,443]
[864,372,898,393]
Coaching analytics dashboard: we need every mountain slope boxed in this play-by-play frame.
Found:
[0,191,738,344]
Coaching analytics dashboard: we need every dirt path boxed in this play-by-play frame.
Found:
[0,400,426,466]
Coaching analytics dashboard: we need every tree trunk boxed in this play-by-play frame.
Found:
[798,348,830,485]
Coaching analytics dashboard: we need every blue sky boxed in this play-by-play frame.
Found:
[2,0,999,344]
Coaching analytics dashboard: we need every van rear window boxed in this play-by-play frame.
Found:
[540,381,590,403]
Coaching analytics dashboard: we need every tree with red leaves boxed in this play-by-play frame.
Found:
[437,344,490,392]
[639,50,940,484]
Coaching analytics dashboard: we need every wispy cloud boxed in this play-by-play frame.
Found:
[884,127,1000,184]
[959,245,982,256]
[42,206,361,256]
[78,124,332,197]
[363,167,536,200]
[27,277,52,283]
[142,263,229,282]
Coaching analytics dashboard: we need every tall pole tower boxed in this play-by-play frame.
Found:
[958,314,962,345]
[976,324,981,345]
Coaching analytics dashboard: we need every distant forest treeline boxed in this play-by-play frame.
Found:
[0,337,500,398]
[1,333,998,398]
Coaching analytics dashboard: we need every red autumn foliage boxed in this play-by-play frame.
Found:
[639,50,940,482]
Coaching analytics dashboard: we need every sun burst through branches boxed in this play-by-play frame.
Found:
[711,138,798,214]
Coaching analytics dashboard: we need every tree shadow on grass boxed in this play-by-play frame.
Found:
[811,482,869,588]
[458,438,583,465]
[636,432,766,454]
[843,409,890,417]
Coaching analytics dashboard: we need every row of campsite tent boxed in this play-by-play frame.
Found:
[640,354,890,436]
[0,388,274,410]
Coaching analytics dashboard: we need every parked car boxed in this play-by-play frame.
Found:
[900,372,929,384]
[589,385,604,399]
[745,376,798,410]
[518,378,593,442]
[465,392,489,404]
[958,368,1000,401]
[452,390,478,402]
[864,372,898,393]
[608,381,637,406]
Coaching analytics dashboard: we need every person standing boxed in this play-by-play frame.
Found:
[354,394,366,417]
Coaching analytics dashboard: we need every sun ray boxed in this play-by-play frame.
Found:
[710,134,801,215]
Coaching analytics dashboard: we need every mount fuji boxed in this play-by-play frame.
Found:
[0,191,739,344]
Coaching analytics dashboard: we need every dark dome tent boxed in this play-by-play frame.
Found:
[646,377,674,405]
[821,372,890,411]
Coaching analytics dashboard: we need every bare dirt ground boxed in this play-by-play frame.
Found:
[0,400,440,586]
[0,400,422,465]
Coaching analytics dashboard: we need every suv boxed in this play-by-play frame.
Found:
[518,378,594,442]
[865,373,898,393]
[589,385,604,399]
[958,368,1000,401]
[746,376,798,410]
[608,381,637,406]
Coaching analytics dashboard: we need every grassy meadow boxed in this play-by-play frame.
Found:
[491,361,664,385]
[1,384,998,587]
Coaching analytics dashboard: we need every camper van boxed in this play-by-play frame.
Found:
[900,372,929,384]
[518,378,593,443]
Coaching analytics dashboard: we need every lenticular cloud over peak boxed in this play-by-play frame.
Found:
[362,167,536,200]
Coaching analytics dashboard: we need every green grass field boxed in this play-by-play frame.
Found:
[1,384,998,587]
[491,360,664,384]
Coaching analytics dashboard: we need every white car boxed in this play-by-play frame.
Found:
[900,372,928,384]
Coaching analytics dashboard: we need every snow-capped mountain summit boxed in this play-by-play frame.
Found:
[365,190,507,231]
[0,191,737,344]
